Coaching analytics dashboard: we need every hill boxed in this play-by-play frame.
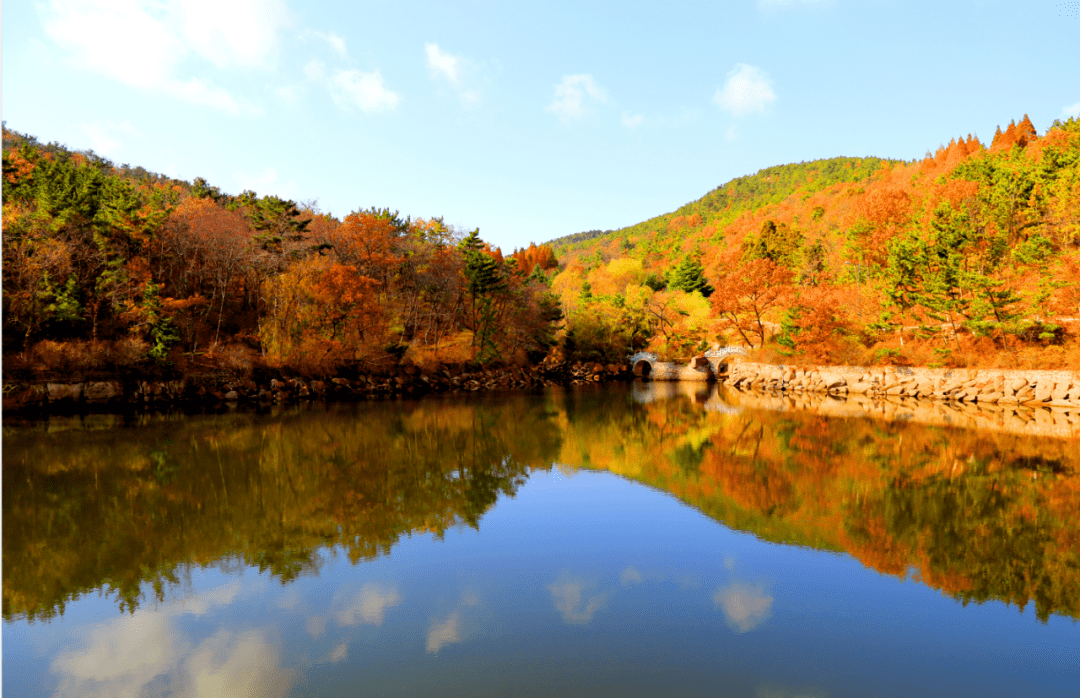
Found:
[544,115,1080,370]
[550,156,899,263]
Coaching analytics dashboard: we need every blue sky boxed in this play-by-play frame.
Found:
[3,0,1079,251]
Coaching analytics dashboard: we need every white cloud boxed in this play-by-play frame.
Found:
[712,582,773,633]
[307,65,400,112]
[425,43,483,106]
[426,611,463,654]
[173,0,289,70]
[309,30,348,58]
[42,0,285,114]
[547,74,608,122]
[334,584,402,627]
[714,64,776,116]
[170,77,261,116]
[82,120,139,158]
[1064,102,1080,119]
[426,43,462,85]
[621,111,645,130]
[548,577,607,624]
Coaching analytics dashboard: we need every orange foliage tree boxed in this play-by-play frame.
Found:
[711,259,794,348]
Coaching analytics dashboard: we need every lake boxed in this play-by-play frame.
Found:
[3,383,1078,697]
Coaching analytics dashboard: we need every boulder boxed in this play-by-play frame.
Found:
[84,381,120,402]
[47,383,84,402]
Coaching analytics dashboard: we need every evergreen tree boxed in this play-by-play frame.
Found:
[668,254,714,297]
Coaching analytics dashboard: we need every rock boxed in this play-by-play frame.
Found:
[1051,382,1071,401]
[224,391,239,401]
[47,383,84,402]
[1034,381,1054,402]
[84,381,120,402]
[1009,376,1028,393]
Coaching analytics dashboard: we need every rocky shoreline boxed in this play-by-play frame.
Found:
[1,359,633,416]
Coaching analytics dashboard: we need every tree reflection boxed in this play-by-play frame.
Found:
[2,396,561,621]
[553,385,1080,622]
[4,385,1078,624]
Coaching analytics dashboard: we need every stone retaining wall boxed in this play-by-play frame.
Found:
[724,362,1080,408]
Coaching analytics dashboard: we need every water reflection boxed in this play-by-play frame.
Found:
[5,386,1080,626]
[548,575,609,625]
[4,385,1078,697]
[713,582,774,633]
[49,581,294,698]
[3,396,559,622]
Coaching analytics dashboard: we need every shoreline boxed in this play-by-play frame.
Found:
[0,360,633,419]
[5,359,1079,440]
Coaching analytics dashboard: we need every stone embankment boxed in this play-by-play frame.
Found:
[725,363,1080,407]
[724,362,1080,438]
[2,359,632,414]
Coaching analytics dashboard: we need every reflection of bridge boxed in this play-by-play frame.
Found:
[629,347,748,382]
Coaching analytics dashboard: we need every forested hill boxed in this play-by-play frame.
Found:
[2,124,563,379]
[549,156,900,263]
[543,115,1080,370]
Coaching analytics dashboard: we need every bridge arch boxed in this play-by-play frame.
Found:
[629,351,658,378]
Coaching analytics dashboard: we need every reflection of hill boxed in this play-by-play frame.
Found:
[5,386,1078,624]
[2,397,561,622]
[557,385,1080,622]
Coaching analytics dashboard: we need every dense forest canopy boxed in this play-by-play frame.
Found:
[4,115,1079,377]
[2,125,563,376]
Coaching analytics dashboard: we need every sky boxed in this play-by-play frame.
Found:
[3,0,1079,251]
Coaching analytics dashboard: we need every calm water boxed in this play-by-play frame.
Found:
[3,383,1078,697]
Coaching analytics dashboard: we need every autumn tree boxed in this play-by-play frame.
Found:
[711,258,794,348]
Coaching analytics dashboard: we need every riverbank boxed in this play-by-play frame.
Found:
[1,359,633,416]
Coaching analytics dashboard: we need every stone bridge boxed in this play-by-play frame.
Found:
[629,346,748,382]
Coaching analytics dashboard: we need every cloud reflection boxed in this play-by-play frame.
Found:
[328,642,348,663]
[334,584,402,627]
[49,582,293,698]
[426,611,463,654]
[549,577,607,624]
[712,582,774,633]
[620,566,644,585]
